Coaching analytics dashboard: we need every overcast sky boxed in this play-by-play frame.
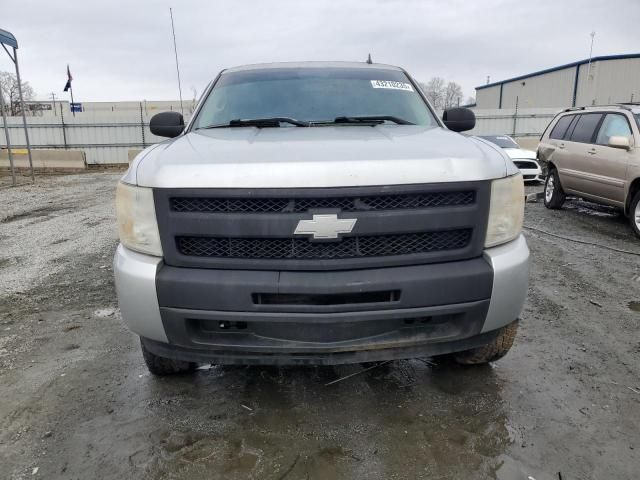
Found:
[2,0,639,102]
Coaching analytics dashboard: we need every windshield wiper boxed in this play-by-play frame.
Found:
[197,117,310,129]
[331,115,414,125]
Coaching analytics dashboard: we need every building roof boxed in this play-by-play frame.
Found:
[476,53,640,91]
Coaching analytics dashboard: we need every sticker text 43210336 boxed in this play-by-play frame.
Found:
[370,80,414,92]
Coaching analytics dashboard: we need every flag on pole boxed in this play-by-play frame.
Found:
[63,65,73,92]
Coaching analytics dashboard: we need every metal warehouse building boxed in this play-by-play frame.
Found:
[476,53,640,109]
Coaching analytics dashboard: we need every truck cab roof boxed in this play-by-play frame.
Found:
[223,61,404,74]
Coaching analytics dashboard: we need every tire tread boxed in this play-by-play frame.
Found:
[544,168,566,209]
[454,320,519,365]
[628,191,640,239]
[140,339,197,376]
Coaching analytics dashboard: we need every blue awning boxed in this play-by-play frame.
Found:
[0,28,18,49]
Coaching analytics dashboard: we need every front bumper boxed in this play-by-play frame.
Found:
[114,235,529,365]
[520,167,543,182]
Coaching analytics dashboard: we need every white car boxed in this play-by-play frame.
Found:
[479,135,543,183]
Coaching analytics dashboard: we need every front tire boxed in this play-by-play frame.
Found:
[629,190,640,239]
[544,168,566,209]
[454,320,519,365]
[140,339,197,376]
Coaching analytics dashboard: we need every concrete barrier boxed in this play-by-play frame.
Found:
[0,149,87,172]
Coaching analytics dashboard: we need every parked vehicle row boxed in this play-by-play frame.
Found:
[482,104,640,239]
[114,62,638,378]
[537,104,640,237]
[478,135,543,183]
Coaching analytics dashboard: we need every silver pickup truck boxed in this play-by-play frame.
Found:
[114,61,529,375]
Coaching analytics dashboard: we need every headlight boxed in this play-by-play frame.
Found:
[485,173,524,248]
[116,182,163,256]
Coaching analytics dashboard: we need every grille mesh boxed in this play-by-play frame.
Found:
[177,230,472,260]
[513,160,538,169]
[170,191,475,214]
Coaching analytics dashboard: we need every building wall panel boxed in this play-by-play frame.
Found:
[476,85,502,108]
[477,55,640,109]
[576,58,640,106]
[499,67,576,109]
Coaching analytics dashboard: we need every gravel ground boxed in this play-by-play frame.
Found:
[0,173,639,480]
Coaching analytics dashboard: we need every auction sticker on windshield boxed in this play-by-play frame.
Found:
[370,80,414,92]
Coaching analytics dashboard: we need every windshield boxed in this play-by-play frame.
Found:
[479,135,520,149]
[192,67,436,128]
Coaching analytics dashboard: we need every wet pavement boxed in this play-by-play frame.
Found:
[1,173,639,479]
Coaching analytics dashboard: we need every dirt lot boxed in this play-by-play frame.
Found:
[1,172,639,480]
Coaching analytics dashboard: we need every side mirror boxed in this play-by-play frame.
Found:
[150,111,185,138]
[608,135,630,150]
[442,107,476,132]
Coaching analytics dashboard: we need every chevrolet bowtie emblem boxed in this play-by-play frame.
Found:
[294,214,357,240]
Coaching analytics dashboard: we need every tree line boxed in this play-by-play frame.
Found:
[418,77,475,110]
[0,71,35,116]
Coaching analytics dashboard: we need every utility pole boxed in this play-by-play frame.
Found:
[169,8,184,115]
[50,92,57,116]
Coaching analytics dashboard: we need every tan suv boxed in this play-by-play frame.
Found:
[538,104,640,237]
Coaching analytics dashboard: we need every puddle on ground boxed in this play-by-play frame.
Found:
[628,301,640,313]
[565,201,620,218]
[130,358,517,479]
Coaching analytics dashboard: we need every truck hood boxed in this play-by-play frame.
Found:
[131,125,513,188]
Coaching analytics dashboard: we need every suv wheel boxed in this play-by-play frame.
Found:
[454,320,519,365]
[630,190,640,239]
[140,339,197,376]
[544,168,566,209]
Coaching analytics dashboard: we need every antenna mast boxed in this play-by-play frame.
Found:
[587,31,596,78]
[169,8,184,114]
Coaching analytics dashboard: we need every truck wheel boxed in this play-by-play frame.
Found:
[454,320,519,365]
[544,168,566,209]
[629,191,640,239]
[140,339,197,376]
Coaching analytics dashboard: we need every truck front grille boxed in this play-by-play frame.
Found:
[154,182,491,271]
[177,229,472,260]
[170,191,475,213]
